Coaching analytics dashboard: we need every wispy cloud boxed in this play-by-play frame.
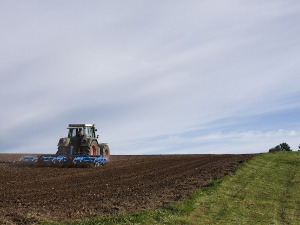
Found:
[0,1,300,154]
[116,129,300,155]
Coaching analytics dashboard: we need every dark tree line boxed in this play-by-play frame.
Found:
[269,142,292,153]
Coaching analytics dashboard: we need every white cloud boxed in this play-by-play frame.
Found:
[0,1,300,154]
[124,129,300,155]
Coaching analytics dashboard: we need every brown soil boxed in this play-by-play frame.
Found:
[0,153,255,224]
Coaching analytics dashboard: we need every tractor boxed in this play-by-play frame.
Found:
[56,124,110,160]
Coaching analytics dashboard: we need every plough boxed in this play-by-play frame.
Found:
[17,154,106,167]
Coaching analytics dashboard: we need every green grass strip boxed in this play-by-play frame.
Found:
[183,152,300,225]
[41,152,300,225]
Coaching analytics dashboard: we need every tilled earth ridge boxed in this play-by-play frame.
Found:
[0,154,255,224]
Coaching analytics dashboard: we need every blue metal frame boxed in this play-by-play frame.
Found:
[19,156,38,162]
[33,154,107,166]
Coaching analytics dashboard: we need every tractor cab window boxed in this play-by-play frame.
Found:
[91,127,95,138]
[84,127,95,138]
[68,128,78,138]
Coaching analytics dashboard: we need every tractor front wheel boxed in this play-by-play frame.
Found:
[56,146,69,155]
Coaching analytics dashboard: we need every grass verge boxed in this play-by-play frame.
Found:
[42,152,300,225]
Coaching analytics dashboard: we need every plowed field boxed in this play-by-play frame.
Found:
[0,154,254,224]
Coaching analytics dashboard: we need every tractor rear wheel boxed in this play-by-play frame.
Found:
[99,144,110,161]
[82,141,99,155]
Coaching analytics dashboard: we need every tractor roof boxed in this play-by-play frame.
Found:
[68,124,94,128]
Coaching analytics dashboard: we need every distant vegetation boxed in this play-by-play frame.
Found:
[269,142,292,153]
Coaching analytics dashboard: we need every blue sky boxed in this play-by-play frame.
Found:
[0,0,300,154]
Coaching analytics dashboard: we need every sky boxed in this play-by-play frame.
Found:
[0,0,300,155]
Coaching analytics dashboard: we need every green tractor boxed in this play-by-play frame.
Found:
[56,124,110,160]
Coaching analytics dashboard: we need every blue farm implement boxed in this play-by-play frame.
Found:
[15,154,107,168]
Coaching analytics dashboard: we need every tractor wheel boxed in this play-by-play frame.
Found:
[99,144,110,161]
[56,146,69,155]
[82,141,99,155]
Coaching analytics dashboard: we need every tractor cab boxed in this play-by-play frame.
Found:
[67,124,98,138]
